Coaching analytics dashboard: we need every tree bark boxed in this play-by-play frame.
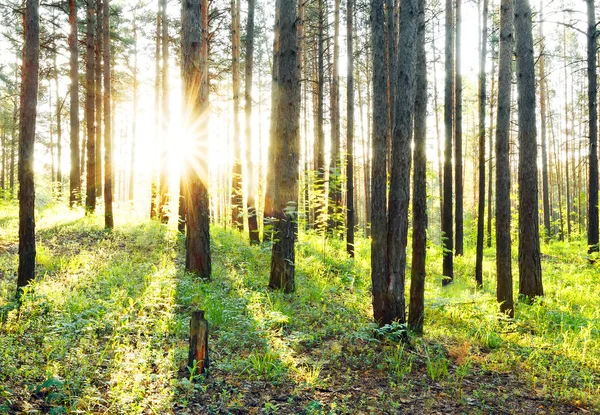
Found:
[442,0,454,284]
[182,0,212,279]
[130,10,138,203]
[475,0,488,287]
[17,0,40,292]
[539,4,551,240]
[85,0,97,213]
[103,0,113,229]
[245,0,260,244]
[314,0,326,230]
[328,0,342,234]
[150,0,161,219]
[68,0,80,207]
[515,0,543,300]
[158,0,170,223]
[495,0,514,316]
[268,0,300,293]
[231,0,243,230]
[95,0,103,198]
[408,0,427,333]
[385,0,418,325]
[263,0,281,241]
[370,0,389,324]
[487,50,496,248]
[346,0,355,257]
[454,0,463,256]
[587,0,599,254]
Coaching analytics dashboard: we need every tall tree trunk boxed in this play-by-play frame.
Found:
[328,0,342,234]
[563,22,571,239]
[268,0,300,292]
[314,0,326,230]
[386,0,418,325]
[53,43,62,198]
[85,0,97,213]
[587,0,599,254]
[495,0,514,316]
[409,0,427,333]
[245,0,259,244]
[182,0,211,278]
[95,0,103,198]
[159,0,170,223]
[487,50,496,248]
[263,0,281,241]
[539,3,551,240]
[475,0,488,287]
[347,0,355,257]
[515,0,543,299]
[17,0,40,292]
[432,27,443,239]
[370,0,389,324]
[454,0,463,256]
[231,0,243,230]
[151,0,161,219]
[103,0,113,229]
[442,0,454,284]
[130,11,138,202]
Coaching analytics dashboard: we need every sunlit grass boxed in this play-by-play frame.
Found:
[0,201,599,413]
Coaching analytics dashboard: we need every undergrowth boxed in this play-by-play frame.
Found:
[0,200,598,414]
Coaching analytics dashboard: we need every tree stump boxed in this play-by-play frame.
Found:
[188,310,209,377]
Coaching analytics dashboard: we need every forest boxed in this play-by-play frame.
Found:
[0,0,599,413]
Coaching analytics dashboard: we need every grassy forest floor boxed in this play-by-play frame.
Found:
[0,201,599,414]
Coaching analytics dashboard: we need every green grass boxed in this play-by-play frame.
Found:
[0,200,598,414]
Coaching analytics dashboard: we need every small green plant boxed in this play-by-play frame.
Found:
[425,347,449,381]
[385,343,414,381]
[246,348,285,381]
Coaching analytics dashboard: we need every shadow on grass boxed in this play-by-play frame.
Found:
[0,215,182,414]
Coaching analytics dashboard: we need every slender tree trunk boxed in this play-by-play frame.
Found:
[563,22,571,239]
[150,0,161,219]
[314,0,326,230]
[515,0,543,300]
[17,0,40,292]
[268,0,300,292]
[103,0,113,229]
[53,44,63,198]
[95,0,103,198]
[409,0,427,333]
[487,50,496,248]
[475,0,488,287]
[231,0,243,230]
[539,4,550,240]
[442,0,454,284]
[328,0,342,234]
[432,29,443,239]
[182,0,211,278]
[454,0,463,256]
[245,0,259,243]
[587,0,599,254]
[346,0,355,257]
[130,12,138,202]
[85,0,97,213]
[50,82,56,188]
[552,113,565,239]
[159,0,170,223]
[264,0,281,241]
[495,0,514,316]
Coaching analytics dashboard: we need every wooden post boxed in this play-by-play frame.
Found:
[188,310,209,376]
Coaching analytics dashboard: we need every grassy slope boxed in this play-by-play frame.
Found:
[0,201,598,414]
